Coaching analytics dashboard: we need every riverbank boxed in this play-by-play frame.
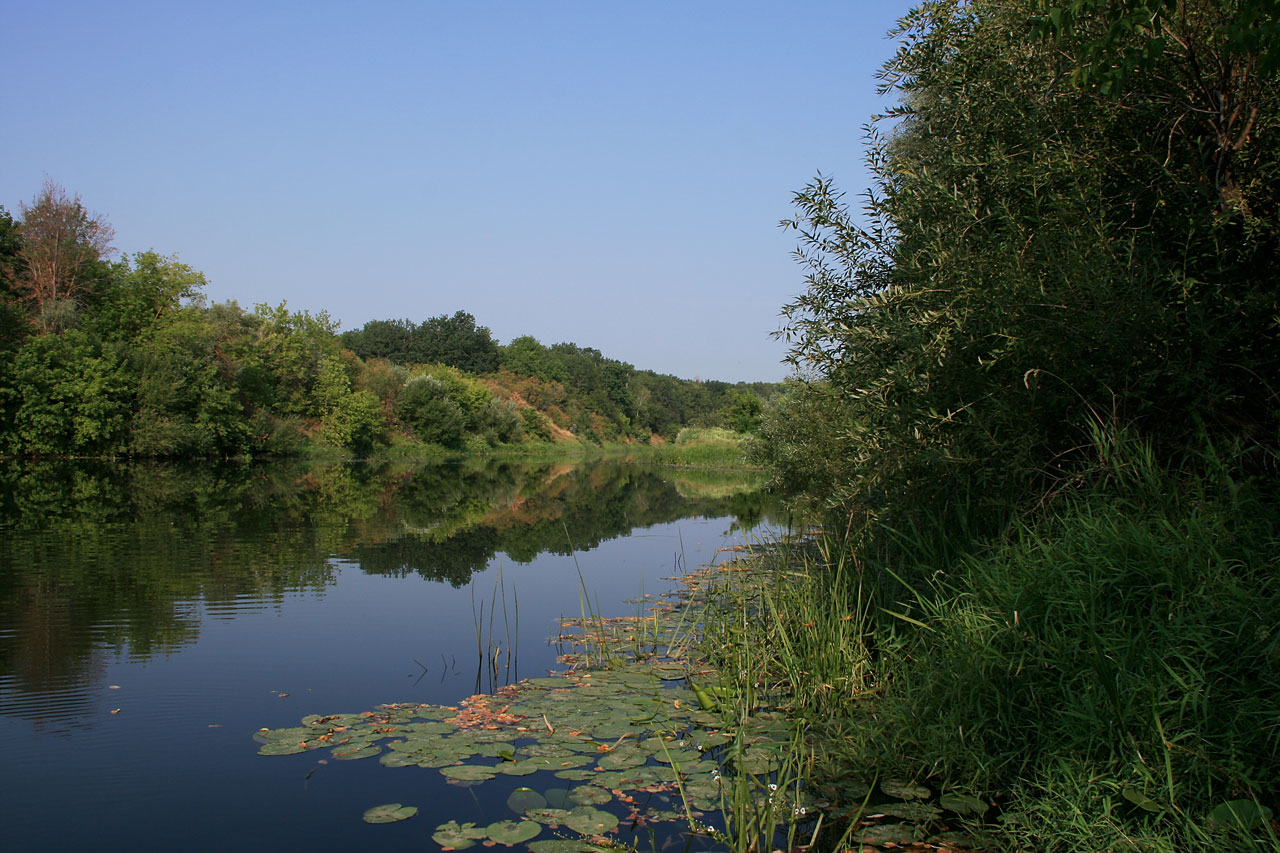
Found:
[359,426,757,470]
[707,438,1280,852]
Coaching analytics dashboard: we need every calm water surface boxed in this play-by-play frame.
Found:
[0,458,777,851]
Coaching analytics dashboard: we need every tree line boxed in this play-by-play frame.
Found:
[0,182,775,459]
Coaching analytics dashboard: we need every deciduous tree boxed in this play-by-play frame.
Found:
[14,181,115,331]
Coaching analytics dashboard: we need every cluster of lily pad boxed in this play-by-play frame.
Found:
[255,591,810,849]
[256,568,997,850]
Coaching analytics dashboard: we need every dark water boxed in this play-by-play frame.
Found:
[0,458,778,851]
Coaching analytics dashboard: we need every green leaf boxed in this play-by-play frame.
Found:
[439,763,497,781]
[563,806,620,835]
[939,793,988,815]
[528,841,603,853]
[484,819,541,845]
[507,787,548,814]
[524,808,574,826]
[880,779,930,800]
[570,786,613,806]
[543,788,574,809]
[854,823,920,845]
[432,820,488,848]
[1121,786,1165,813]
[256,741,310,756]
[332,744,381,761]
[362,803,417,824]
[869,802,942,821]
[1208,800,1273,830]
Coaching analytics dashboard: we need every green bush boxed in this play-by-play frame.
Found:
[397,375,466,448]
[2,331,132,456]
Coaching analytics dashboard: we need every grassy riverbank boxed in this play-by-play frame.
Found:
[368,426,755,469]
[703,435,1279,851]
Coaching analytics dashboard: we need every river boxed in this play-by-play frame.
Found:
[0,457,778,851]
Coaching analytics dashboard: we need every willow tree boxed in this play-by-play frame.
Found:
[768,0,1278,535]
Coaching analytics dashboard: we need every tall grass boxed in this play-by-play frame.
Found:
[652,428,750,468]
[682,536,879,851]
[752,432,1280,850]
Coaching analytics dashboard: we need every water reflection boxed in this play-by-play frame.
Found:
[0,457,775,729]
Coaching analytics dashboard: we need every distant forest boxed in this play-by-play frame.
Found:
[0,183,777,458]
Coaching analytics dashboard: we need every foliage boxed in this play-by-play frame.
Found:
[1,330,132,456]
[719,389,764,434]
[850,438,1280,851]
[85,251,207,343]
[128,309,248,457]
[0,206,29,357]
[341,310,499,373]
[756,1,1280,850]
[396,375,467,448]
[777,0,1279,543]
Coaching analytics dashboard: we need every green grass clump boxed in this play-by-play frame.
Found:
[811,437,1280,851]
[651,428,749,468]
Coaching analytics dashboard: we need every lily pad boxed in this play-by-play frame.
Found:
[496,760,542,776]
[257,741,310,756]
[590,721,641,739]
[362,803,417,824]
[653,748,701,765]
[525,807,574,826]
[939,792,988,815]
[257,726,316,742]
[485,819,541,845]
[416,706,457,720]
[528,841,602,853]
[597,749,648,770]
[433,820,488,849]
[507,787,547,814]
[868,802,943,821]
[440,764,497,781]
[332,744,381,761]
[570,786,614,806]
[554,769,598,781]
[881,779,931,800]
[543,788,574,809]
[378,751,419,768]
[563,806,620,835]
[854,823,920,845]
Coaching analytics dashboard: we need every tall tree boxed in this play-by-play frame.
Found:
[771,0,1278,530]
[14,181,115,332]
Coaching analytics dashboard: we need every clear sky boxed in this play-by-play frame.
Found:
[2,1,914,383]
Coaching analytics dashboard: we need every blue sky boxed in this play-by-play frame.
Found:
[2,1,914,383]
